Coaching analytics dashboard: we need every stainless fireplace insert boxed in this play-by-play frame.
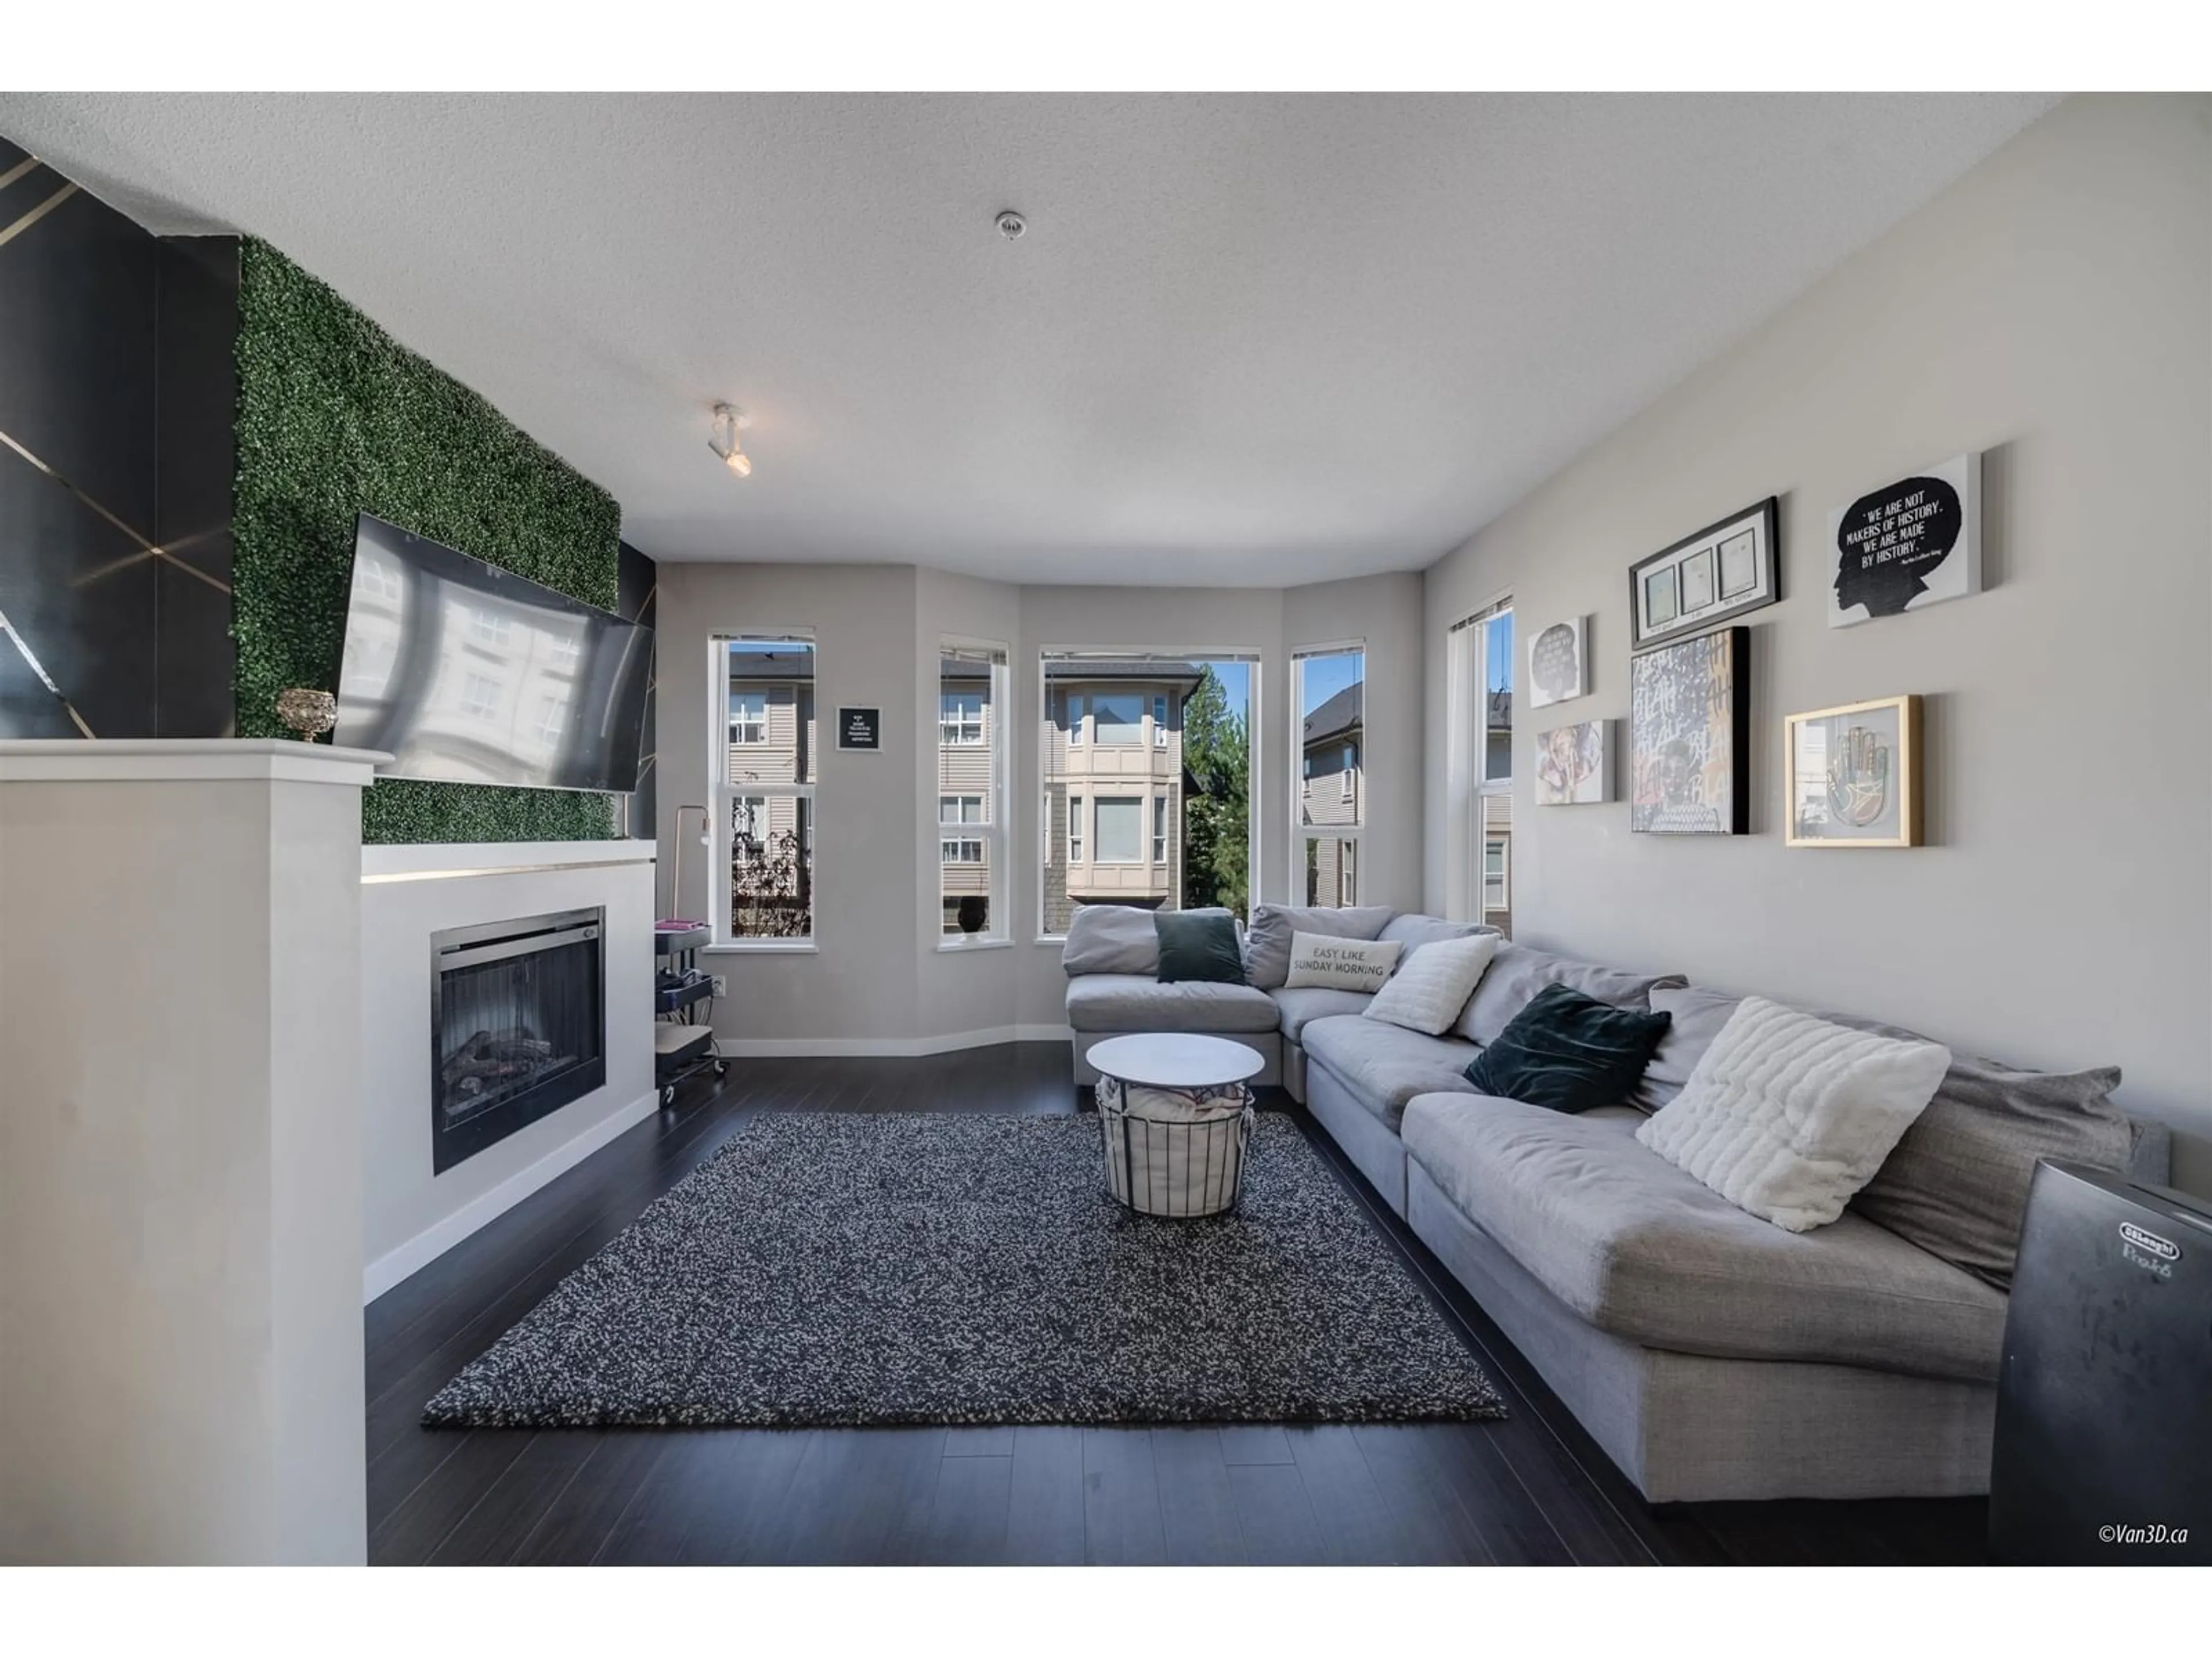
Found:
[430,907,607,1173]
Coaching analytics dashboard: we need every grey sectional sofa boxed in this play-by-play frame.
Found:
[1060,901,2172,1505]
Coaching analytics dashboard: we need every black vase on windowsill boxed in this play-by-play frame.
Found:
[956,897,989,935]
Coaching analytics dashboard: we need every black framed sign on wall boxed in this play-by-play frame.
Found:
[1628,497,1779,652]
[837,706,881,751]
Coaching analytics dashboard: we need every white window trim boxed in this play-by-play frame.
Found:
[713,631,818,950]
[1340,742,1355,801]
[1152,791,1169,865]
[934,643,1010,945]
[1292,643,1366,904]
[1445,596,1514,926]
[728,689,768,747]
[1153,694,1169,748]
[938,690,986,747]
[1068,793,1085,865]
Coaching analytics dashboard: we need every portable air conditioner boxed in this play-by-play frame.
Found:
[1988,1160,2212,1565]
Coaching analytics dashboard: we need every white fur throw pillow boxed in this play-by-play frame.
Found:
[1363,933,1502,1035]
[1283,931,1402,993]
[1635,995,1951,1232]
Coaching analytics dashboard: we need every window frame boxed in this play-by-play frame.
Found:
[1292,642,1366,908]
[1445,596,1515,933]
[1037,648,1260,942]
[938,690,986,747]
[728,688,768,746]
[1092,794,1145,864]
[1152,792,1169,865]
[711,631,819,952]
[935,642,1010,946]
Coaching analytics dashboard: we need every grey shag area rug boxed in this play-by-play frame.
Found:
[422,1111,1506,1429]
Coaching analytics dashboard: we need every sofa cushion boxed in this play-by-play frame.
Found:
[1065,973,1280,1035]
[1453,942,1685,1046]
[1638,988,2134,1286]
[1061,903,1162,976]
[1632,984,1743,1111]
[1244,903,1393,990]
[1364,933,1501,1035]
[1271,986,1374,1040]
[1377,914,1496,957]
[1400,1092,2008,1382]
[1300,1015,1479,1130]
[1843,1031,2128,1291]
[1154,910,1247,984]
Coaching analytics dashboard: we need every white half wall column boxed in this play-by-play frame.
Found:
[0,739,385,1565]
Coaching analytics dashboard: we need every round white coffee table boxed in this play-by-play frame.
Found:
[1087,1033,1266,1093]
[1088,1034,1264,1218]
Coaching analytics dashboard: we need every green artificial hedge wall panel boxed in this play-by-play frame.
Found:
[232,238,622,843]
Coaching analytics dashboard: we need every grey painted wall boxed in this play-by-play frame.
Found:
[1422,94,2212,1191]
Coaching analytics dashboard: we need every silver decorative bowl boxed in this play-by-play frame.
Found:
[276,687,338,741]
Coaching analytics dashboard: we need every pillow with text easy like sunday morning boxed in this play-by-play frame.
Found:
[1282,931,1402,994]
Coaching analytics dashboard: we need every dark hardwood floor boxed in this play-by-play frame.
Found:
[365,1043,1989,1566]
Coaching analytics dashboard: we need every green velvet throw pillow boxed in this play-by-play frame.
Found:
[1154,911,1247,984]
[1463,982,1672,1113]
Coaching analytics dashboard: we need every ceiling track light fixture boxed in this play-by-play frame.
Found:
[709,403,752,478]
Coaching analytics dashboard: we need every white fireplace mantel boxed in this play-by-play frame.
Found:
[359,837,658,1304]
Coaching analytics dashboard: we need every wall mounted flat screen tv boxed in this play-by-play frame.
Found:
[333,514,653,793]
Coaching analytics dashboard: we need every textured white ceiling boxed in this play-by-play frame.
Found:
[0,92,2059,585]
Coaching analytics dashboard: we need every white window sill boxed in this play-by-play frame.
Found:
[936,937,1014,953]
[703,941,819,955]
[1035,936,1068,948]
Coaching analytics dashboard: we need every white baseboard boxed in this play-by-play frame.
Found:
[714,1024,1073,1058]
[362,1087,661,1304]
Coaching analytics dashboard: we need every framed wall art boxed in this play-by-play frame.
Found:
[1827,454,1982,627]
[1527,615,1588,710]
[1535,718,1610,805]
[1628,627,1749,835]
[1784,695,1922,847]
[1628,497,1779,652]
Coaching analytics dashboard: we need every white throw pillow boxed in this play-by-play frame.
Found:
[1362,933,1502,1035]
[1635,995,1951,1232]
[1282,931,1402,993]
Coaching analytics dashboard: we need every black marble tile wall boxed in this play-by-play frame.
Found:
[617,539,658,835]
[0,134,238,738]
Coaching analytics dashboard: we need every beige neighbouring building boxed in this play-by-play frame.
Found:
[1040,658,1204,936]
[724,647,816,937]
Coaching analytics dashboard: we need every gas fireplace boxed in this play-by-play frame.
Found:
[430,907,607,1173]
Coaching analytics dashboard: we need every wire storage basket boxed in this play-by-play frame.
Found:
[1095,1075,1257,1218]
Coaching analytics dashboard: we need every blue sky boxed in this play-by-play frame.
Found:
[1297,650,1362,718]
[1202,659,1251,719]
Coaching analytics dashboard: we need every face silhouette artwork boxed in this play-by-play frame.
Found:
[1530,622,1582,706]
[1834,476,1964,619]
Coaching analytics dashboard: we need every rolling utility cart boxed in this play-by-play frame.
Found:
[653,922,725,1107]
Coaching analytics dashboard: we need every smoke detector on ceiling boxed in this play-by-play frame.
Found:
[995,210,1026,241]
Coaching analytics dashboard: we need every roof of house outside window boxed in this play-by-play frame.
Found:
[1301,684,1362,748]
